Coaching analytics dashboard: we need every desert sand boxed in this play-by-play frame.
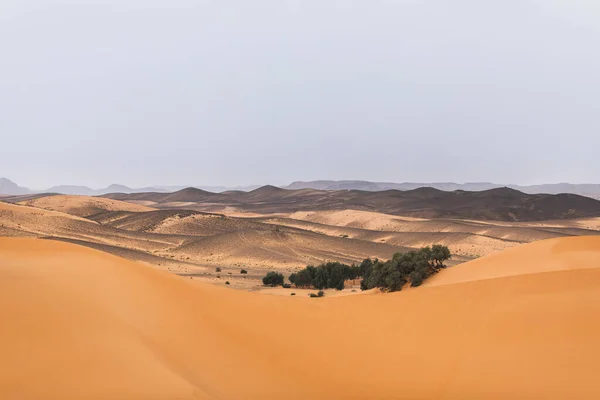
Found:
[2,236,600,399]
[20,194,154,217]
[3,195,600,292]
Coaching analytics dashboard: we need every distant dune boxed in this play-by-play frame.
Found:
[104,185,600,221]
[0,196,412,281]
[2,236,600,399]
[20,195,154,217]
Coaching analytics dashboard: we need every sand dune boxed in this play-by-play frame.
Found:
[19,194,154,217]
[2,236,600,399]
[427,236,600,286]
[266,209,600,258]
[0,198,412,285]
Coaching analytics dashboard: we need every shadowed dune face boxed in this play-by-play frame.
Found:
[1,236,600,399]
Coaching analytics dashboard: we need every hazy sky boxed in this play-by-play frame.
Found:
[1,1,599,188]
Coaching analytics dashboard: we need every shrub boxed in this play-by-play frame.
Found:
[262,271,284,287]
[290,292,296,296]
[240,269,248,274]
[282,283,291,289]
[225,281,230,285]
[317,290,325,297]
[215,267,221,272]
[309,293,318,298]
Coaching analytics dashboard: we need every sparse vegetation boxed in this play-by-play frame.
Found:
[290,245,451,292]
[240,269,248,274]
[361,245,451,291]
[262,271,285,287]
[215,267,221,272]
[309,290,325,298]
[289,262,361,290]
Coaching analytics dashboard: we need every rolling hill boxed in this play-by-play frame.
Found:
[104,186,600,221]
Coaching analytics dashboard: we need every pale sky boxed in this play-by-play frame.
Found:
[1,0,599,189]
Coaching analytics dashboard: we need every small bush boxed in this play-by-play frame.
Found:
[240,269,248,274]
[225,281,230,285]
[317,290,325,297]
[309,293,318,298]
[282,283,291,289]
[216,275,221,279]
[216,267,221,272]
[290,293,296,296]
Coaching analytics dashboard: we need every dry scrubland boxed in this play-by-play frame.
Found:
[2,194,600,290]
[1,236,600,399]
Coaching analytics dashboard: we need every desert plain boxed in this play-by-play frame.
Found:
[1,187,600,398]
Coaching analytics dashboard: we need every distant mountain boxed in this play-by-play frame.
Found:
[3,176,600,200]
[135,185,263,193]
[4,181,167,196]
[517,183,600,197]
[45,185,97,195]
[195,185,264,193]
[95,184,168,195]
[286,180,600,198]
[286,180,502,192]
[0,178,31,195]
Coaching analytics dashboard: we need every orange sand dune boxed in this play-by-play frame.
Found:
[427,236,600,287]
[1,236,600,399]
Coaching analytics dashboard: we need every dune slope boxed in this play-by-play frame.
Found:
[1,236,600,399]
[19,195,154,217]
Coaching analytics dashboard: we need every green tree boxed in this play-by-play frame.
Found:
[262,271,284,287]
[431,244,451,267]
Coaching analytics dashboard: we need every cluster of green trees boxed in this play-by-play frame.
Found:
[288,262,362,290]
[262,245,451,292]
[360,245,451,291]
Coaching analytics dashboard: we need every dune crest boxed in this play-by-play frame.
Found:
[2,236,600,399]
[427,236,600,287]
